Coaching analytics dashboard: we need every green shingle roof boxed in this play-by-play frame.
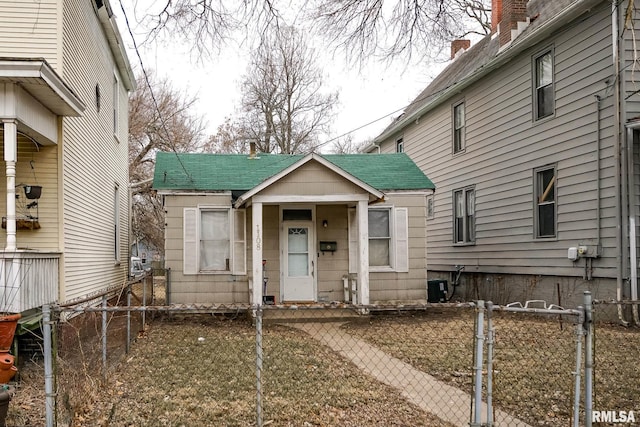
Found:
[152,152,435,192]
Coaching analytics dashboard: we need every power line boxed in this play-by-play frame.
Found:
[116,0,194,184]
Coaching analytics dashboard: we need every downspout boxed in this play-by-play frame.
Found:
[626,126,640,325]
[595,95,602,255]
[612,0,630,325]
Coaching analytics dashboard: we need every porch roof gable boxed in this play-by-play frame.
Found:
[153,151,435,194]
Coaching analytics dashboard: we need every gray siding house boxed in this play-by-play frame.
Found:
[153,152,434,306]
[371,0,640,320]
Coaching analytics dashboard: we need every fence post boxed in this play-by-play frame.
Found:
[142,274,147,327]
[102,295,108,380]
[583,291,594,427]
[126,283,131,354]
[255,306,263,427]
[572,307,584,427]
[486,301,494,427]
[472,300,485,427]
[43,304,55,427]
[166,268,171,305]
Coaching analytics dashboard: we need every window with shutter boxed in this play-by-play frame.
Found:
[183,208,198,274]
[232,209,247,275]
[394,208,409,273]
[183,207,246,275]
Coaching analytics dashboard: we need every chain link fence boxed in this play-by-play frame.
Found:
[6,289,640,426]
[591,301,640,423]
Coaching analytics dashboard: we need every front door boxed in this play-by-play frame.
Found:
[281,221,316,302]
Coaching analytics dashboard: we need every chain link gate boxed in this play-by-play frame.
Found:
[470,297,589,427]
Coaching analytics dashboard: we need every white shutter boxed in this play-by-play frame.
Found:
[394,208,409,273]
[183,208,198,275]
[348,208,358,273]
[232,209,247,275]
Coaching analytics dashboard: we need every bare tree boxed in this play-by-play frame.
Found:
[329,134,371,154]
[236,26,339,154]
[310,0,491,64]
[203,117,249,153]
[138,1,490,64]
[140,0,284,57]
[129,72,208,251]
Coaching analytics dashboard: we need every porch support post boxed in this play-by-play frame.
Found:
[252,202,263,306]
[357,199,370,305]
[3,119,17,252]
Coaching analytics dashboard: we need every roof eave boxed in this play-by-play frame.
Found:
[97,2,136,91]
[374,0,603,143]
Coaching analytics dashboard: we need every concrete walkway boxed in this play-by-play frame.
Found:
[290,323,531,427]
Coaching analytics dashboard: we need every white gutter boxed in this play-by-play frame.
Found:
[612,0,630,326]
[624,123,640,325]
[97,1,136,91]
[374,0,603,144]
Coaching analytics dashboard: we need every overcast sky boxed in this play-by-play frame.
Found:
[116,2,449,149]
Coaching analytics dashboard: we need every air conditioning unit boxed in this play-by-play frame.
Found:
[427,279,448,303]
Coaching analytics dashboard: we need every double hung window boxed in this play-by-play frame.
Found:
[453,187,475,244]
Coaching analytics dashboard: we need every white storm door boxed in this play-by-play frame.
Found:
[282,222,315,302]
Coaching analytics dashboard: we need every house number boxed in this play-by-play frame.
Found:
[255,224,261,250]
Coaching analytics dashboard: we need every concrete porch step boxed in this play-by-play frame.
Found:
[261,304,365,323]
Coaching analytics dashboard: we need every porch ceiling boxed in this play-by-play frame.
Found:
[0,58,85,117]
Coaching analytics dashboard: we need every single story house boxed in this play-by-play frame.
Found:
[152,151,435,305]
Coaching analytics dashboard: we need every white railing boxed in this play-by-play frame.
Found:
[0,251,59,313]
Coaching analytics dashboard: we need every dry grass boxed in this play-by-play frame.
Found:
[346,309,640,426]
[5,307,640,427]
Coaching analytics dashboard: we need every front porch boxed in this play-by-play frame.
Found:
[0,58,84,314]
[0,251,59,313]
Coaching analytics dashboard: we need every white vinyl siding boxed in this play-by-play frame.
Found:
[0,0,61,69]
[60,0,131,300]
[183,207,246,275]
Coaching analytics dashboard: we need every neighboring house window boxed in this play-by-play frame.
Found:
[113,73,119,136]
[426,195,434,219]
[453,187,475,244]
[535,166,556,238]
[183,208,246,274]
[113,184,120,261]
[396,138,404,153]
[352,206,408,272]
[453,101,465,153]
[534,49,554,120]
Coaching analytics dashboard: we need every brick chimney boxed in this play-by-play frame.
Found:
[499,0,528,47]
[451,39,471,59]
[491,0,502,33]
